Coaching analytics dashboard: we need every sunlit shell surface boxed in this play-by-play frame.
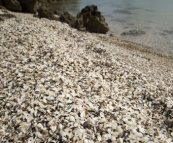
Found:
[0,17,173,142]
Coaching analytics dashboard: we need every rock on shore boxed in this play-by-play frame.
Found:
[0,1,110,34]
[0,16,173,142]
[2,0,22,12]
[0,0,38,13]
[60,5,110,34]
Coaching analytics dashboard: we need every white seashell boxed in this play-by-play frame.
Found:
[80,110,85,118]
[19,122,31,133]
[34,100,47,108]
[171,132,173,137]
[83,139,89,143]
[104,123,112,128]
[74,128,84,136]
[37,123,46,131]
[60,131,67,137]
[69,116,75,122]
[66,99,72,104]
[50,123,57,132]
[139,126,145,134]
[66,93,72,99]
[87,102,93,108]
[46,90,55,97]
[28,137,34,143]
[58,124,63,130]
[27,115,33,123]
[118,138,123,143]
[49,44,53,48]
[42,97,47,103]
[132,128,143,137]
[35,132,43,138]
[97,133,102,141]
[100,112,104,117]
[102,134,111,141]
[117,126,123,136]
[47,96,54,101]
[123,118,132,125]
[74,122,79,127]
[99,118,106,123]
[34,109,38,116]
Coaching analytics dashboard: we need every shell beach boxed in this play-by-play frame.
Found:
[0,12,173,142]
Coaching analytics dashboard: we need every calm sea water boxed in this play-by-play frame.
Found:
[47,0,173,56]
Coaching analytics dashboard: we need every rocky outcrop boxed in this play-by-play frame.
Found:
[1,0,37,13]
[60,5,109,34]
[17,0,37,13]
[60,12,76,27]
[2,0,22,12]
[60,12,86,31]
[37,7,57,20]
[77,5,109,34]
[1,2,109,34]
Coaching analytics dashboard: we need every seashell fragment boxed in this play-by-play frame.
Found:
[70,116,75,122]
[50,123,57,132]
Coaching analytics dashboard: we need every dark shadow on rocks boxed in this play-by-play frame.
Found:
[37,7,59,21]
[121,29,146,36]
[17,0,37,13]
[59,11,86,31]
[2,0,22,12]
[0,5,7,10]
[0,17,3,21]
[60,12,77,28]
[1,0,38,13]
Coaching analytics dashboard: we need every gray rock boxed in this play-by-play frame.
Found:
[60,12,86,31]
[60,5,109,34]
[60,12,76,27]
[2,0,22,12]
[38,6,57,20]
[77,5,109,34]
[17,0,37,13]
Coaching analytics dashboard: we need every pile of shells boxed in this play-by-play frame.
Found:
[0,17,173,142]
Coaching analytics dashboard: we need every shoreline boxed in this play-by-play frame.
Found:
[96,33,173,59]
[3,9,173,59]
[0,11,173,142]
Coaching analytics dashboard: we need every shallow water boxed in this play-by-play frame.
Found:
[46,0,173,56]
